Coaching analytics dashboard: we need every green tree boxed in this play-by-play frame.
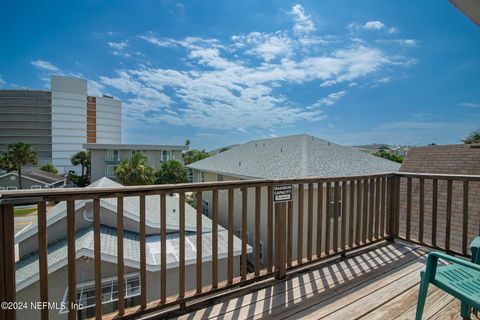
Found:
[155,160,189,184]
[115,152,156,186]
[71,151,90,177]
[39,163,59,174]
[372,150,404,163]
[0,153,14,172]
[183,149,209,165]
[3,142,38,189]
[462,128,480,144]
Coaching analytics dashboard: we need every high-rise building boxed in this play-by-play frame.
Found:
[0,76,122,173]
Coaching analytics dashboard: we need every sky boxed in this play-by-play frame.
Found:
[0,0,479,151]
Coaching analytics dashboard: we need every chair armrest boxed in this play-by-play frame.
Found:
[471,237,480,252]
[429,252,480,273]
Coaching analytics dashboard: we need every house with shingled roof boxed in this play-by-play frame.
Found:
[14,177,247,320]
[187,134,401,267]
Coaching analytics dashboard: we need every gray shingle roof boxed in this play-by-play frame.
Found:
[188,134,400,179]
[16,178,208,243]
[16,225,248,291]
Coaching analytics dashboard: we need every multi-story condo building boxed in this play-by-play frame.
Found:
[84,143,189,181]
[0,76,122,173]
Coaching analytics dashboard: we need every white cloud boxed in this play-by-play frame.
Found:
[108,9,416,131]
[460,102,480,108]
[376,39,419,47]
[87,80,105,96]
[0,75,5,87]
[107,41,129,50]
[31,60,59,72]
[308,91,347,108]
[364,21,385,30]
[290,4,316,34]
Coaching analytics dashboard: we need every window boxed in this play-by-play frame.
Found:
[328,186,343,219]
[106,165,118,178]
[60,273,140,319]
[259,240,265,264]
[202,200,210,217]
[161,150,171,162]
[106,150,120,162]
[31,185,42,189]
[6,186,17,190]
[217,174,224,182]
[201,172,205,182]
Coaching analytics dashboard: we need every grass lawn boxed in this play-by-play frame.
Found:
[14,207,37,216]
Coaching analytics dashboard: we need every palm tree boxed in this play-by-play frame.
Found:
[39,163,59,174]
[115,152,156,186]
[71,151,90,177]
[155,160,189,184]
[4,142,38,189]
[462,128,480,144]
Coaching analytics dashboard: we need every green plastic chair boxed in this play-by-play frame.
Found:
[416,237,480,320]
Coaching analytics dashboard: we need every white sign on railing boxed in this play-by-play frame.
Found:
[273,185,293,202]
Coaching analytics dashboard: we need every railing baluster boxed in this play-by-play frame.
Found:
[212,189,219,288]
[254,187,261,276]
[395,177,400,236]
[356,180,362,245]
[348,180,355,248]
[432,179,438,247]
[287,198,293,266]
[66,199,77,320]
[0,203,15,320]
[117,197,125,316]
[160,194,167,302]
[368,178,374,242]
[241,188,248,280]
[227,189,234,284]
[374,178,380,239]
[325,182,331,255]
[267,186,273,273]
[333,181,339,252]
[307,183,313,260]
[38,201,49,320]
[380,177,386,237]
[341,180,347,251]
[445,180,452,251]
[419,178,425,243]
[316,182,323,257]
[362,178,368,243]
[406,177,412,240]
[196,191,203,293]
[179,192,186,298]
[140,195,147,309]
[93,198,102,319]
[462,181,469,255]
[297,184,304,264]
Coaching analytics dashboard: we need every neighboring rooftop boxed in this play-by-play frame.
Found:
[400,143,480,175]
[83,143,188,151]
[188,134,401,179]
[0,170,66,186]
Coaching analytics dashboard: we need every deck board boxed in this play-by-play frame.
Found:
[176,242,475,320]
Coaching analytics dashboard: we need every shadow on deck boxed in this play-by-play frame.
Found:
[172,242,478,320]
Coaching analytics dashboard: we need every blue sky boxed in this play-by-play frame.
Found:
[1,0,479,150]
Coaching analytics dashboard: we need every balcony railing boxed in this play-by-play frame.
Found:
[0,172,479,320]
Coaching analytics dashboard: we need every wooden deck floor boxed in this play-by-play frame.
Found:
[175,242,479,320]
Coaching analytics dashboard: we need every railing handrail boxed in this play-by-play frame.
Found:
[0,172,396,203]
[395,172,480,181]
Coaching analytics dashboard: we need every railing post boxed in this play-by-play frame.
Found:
[0,203,16,320]
[386,175,397,242]
[275,201,287,279]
